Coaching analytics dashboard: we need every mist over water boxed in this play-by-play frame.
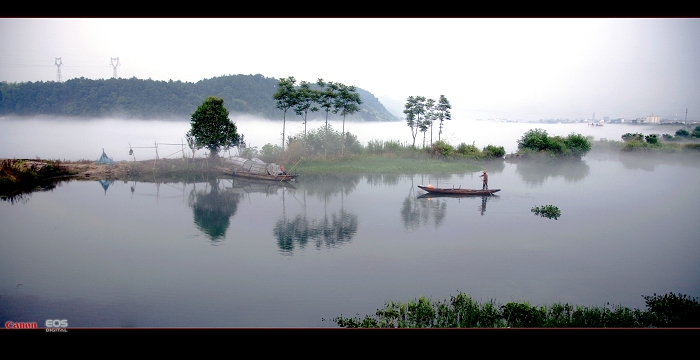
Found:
[0,116,672,161]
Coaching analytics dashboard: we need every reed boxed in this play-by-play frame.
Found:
[333,292,700,328]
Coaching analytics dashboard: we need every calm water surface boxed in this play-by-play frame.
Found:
[2,151,699,327]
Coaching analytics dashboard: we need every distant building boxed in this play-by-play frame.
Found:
[646,115,660,124]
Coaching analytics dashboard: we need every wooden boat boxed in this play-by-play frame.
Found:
[417,185,500,196]
[217,166,298,182]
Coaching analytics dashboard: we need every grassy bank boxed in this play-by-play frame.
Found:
[333,292,700,328]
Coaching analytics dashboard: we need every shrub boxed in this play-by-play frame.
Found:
[674,129,689,137]
[516,129,590,158]
[518,128,550,152]
[622,133,644,142]
[621,140,647,151]
[456,142,479,156]
[645,134,659,144]
[643,292,700,327]
[431,140,454,157]
[692,126,700,138]
[564,133,592,157]
[482,145,505,158]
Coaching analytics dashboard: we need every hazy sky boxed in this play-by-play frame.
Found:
[1,18,698,120]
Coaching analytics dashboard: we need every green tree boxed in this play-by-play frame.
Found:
[423,98,436,147]
[186,96,243,158]
[273,76,298,151]
[293,81,319,139]
[435,95,451,142]
[404,96,426,147]
[333,83,362,136]
[316,78,339,131]
[675,128,690,138]
[518,128,550,151]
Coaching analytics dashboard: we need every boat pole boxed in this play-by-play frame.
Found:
[282,157,304,182]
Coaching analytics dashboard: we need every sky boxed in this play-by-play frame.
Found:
[1,18,699,121]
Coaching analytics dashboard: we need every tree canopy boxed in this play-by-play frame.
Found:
[435,95,452,142]
[273,76,297,150]
[186,96,243,157]
[333,83,362,135]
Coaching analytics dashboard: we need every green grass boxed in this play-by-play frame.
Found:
[292,155,482,175]
[333,292,700,328]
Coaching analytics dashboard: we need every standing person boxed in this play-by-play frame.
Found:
[479,170,488,190]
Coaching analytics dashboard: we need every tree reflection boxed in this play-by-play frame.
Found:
[301,174,360,201]
[274,176,359,255]
[401,181,448,230]
[188,178,242,245]
[274,209,358,254]
[510,158,590,186]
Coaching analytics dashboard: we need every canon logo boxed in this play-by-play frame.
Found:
[5,321,37,329]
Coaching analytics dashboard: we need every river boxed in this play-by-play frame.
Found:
[1,118,699,327]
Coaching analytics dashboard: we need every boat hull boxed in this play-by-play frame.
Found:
[217,166,298,182]
[417,185,500,196]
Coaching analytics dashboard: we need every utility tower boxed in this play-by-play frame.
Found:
[55,57,62,82]
[110,57,120,79]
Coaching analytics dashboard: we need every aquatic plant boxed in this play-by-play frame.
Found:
[332,292,700,328]
[531,205,561,220]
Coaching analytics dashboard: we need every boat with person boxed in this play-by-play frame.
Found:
[218,156,298,182]
[417,185,500,196]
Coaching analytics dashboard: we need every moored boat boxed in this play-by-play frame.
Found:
[219,156,298,182]
[417,185,500,196]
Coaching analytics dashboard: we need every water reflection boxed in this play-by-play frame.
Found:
[302,174,361,200]
[275,176,359,254]
[509,158,590,186]
[0,181,63,205]
[187,178,242,245]
[274,209,358,254]
[401,184,447,230]
[98,179,114,195]
[365,173,402,187]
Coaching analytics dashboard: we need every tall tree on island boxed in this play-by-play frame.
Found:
[424,98,436,146]
[404,95,426,147]
[186,96,243,158]
[333,83,363,136]
[316,78,339,131]
[273,76,298,151]
[435,95,452,142]
[294,81,320,139]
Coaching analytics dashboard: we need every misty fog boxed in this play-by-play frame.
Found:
[0,116,672,162]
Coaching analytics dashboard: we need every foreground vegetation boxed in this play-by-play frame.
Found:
[333,292,700,328]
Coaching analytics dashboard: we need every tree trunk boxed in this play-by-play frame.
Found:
[282,109,287,151]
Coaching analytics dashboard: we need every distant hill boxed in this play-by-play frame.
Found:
[0,74,399,122]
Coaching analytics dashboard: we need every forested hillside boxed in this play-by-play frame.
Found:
[0,74,398,122]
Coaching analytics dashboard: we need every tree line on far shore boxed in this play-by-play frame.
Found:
[0,74,397,122]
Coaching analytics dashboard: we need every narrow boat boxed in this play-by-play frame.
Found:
[218,166,298,181]
[417,185,500,196]
[218,156,298,182]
